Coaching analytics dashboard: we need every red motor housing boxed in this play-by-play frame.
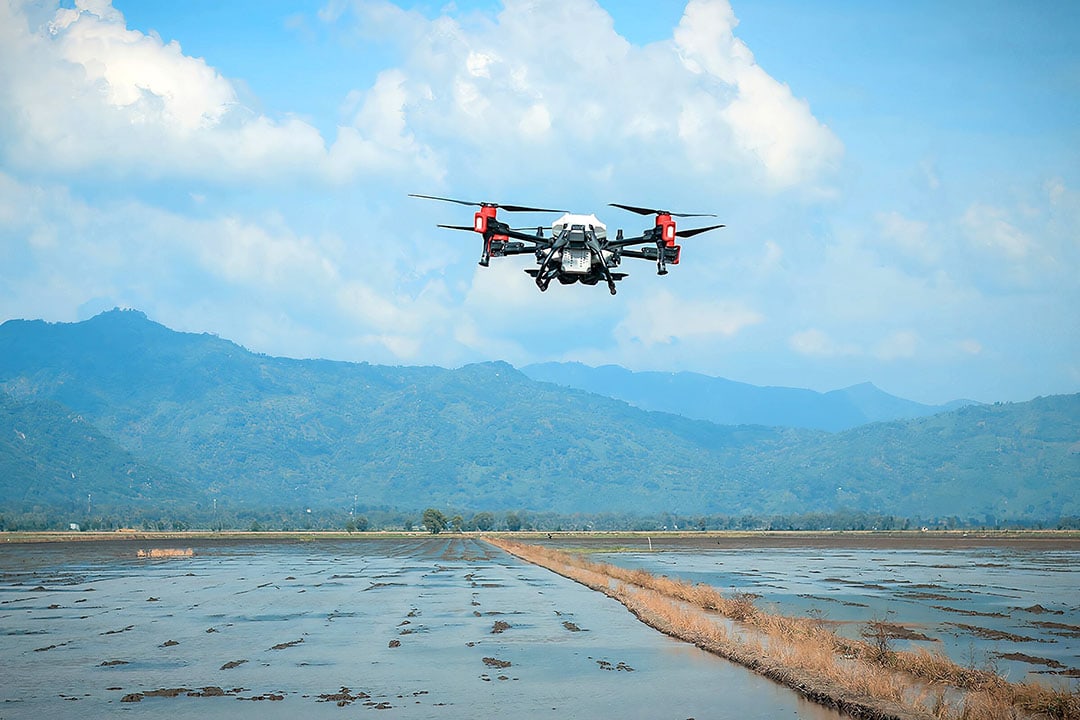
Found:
[655,213,677,247]
[474,206,499,234]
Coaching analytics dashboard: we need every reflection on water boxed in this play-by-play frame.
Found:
[1,538,844,719]
[580,539,1079,688]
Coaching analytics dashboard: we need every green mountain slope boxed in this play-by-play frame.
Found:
[0,392,195,513]
[747,397,1080,519]
[1,310,1077,521]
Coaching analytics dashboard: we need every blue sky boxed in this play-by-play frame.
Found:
[1,0,1077,405]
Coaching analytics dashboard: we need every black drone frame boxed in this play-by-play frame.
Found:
[410,194,724,294]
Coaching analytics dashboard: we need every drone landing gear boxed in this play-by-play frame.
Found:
[582,232,618,295]
[533,241,562,292]
[479,236,494,267]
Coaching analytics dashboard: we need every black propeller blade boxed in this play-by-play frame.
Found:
[676,224,726,238]
[410,193,565,213]
[609,203,717,218]
[436,224,476,232]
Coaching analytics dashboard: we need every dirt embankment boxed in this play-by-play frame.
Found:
[487,537,1079,720]
[488,537,924,720]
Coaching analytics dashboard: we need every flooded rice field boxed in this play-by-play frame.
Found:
[1,537,843,719]
[554,535,1080,689]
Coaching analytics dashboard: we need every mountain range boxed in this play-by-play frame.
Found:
[1,309,1077,526]
[521,363,973,431]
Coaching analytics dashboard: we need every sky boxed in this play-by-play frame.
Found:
[1,0,1078,405]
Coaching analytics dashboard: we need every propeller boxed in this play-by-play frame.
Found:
[609,203,717,218]
[410,193,566,213]
[676,224,726,238]
[438,224,551,240]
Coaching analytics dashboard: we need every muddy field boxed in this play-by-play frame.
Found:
[542,534,1080,687]
[0,537,844,719]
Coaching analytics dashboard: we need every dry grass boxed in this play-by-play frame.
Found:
[135,547,194,558]
[488,537,1078,720]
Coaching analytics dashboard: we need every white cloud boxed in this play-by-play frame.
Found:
[873,330,920,361]
[790,328,920,362]
[0,170,467,365]
[519,103,552,138]
[789,328,857,358]
[956,199,1073,292]
[876,211,937,267]
[335,68,444,181]
[615,289,762,346]
[48,2,236,133]
[761,240,784,269]
[326,0,841,192]
[962,204,1032,260]
[958,339,983,355]
[672,0,843,187]
[0,0,440,184]
[0,0,840,192]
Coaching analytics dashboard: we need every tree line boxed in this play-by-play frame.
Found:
[3,506,1077,533]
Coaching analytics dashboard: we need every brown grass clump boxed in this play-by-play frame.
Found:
[136,548,194,558]
[487,537,1079,720]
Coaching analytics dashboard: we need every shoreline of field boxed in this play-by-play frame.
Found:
[4,528,1079,548]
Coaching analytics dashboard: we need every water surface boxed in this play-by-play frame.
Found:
[1,537,844,719]
[567,536,1079,687]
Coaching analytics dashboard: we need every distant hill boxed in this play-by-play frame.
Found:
[0,392,196,514]
[521,362,973,431]
[1,310,1077,524]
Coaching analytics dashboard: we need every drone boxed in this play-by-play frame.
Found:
[410,194,724,295]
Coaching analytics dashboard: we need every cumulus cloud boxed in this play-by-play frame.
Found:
[0,0,439,184]
[672,0,843,187]
[0,0,841,194]
[325,0,842,192]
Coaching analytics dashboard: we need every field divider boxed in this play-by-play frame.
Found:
[485,537,1078,720]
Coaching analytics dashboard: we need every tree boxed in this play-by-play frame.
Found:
[450,514,463,532]
[472,511,495,531]
[505,511,522,532]
[422,508,448,534]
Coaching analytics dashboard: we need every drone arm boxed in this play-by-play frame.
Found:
[489,242,540,257]
[485,220,553,246]
[604,231,656,249]
[620,245,681,264]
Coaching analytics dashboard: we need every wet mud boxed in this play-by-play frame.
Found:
[0,536,845,719]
